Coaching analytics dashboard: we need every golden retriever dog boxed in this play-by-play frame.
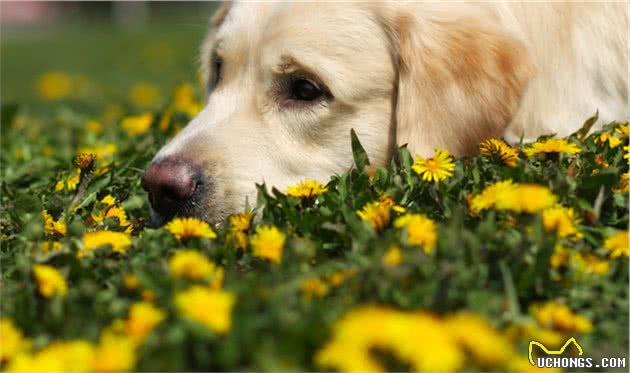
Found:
[142,1,628,225]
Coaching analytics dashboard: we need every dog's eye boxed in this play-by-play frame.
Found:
[212,55,223,87]
[289,79,322,101]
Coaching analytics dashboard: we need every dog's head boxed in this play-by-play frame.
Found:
[142,2,535,225]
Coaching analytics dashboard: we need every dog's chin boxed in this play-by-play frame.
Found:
[147,205,168,228]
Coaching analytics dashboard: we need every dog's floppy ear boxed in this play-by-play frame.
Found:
[378,5,536,156]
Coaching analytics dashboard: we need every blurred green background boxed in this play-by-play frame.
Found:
[1,1,219,108]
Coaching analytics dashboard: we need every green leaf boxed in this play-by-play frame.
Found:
[575,110,599,139]
[350,129,370,170]
[398,146,413,170]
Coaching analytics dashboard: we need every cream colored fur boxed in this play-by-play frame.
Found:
[153,1,628,223]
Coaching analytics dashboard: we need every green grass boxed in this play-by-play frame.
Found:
[1,15,629,372]
[1,13,209,106]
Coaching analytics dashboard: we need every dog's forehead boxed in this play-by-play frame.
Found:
[216,3,381,49]
[217,2,274,38]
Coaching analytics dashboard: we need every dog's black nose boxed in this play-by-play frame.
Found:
[141,158,203,218]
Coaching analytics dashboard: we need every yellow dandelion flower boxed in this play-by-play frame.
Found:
[128,82,161,108]
[78,143,117,160]
[524,138,581,157]
[379,194,406,213]
[228,230,248,250]
[175,286,235,334]
[302,278,329,298]
[158,108,173,132]
[91,202,132,233]
[173,83,203,117]
[594,132,623,148]
[80,230,132,257]
[100,194,117,206]
[92,333,137,372]
[470,182,556,214]
[542,205,581,238]
[394,205,407,214]
[6,350,57,372]
[14,148,25,160]
[285,178,328,199]
[357,201,391,232]
[412,148,455,182]
[315,307,464,373]
[168,250,217,280]
[39,241,63,255]
[573,253,610,275]
[315,341,382,372]
[141,289,155,302]
[526,324,566,349]
[530,301,593,333]
[54,172,81,192]
[226,212,254,249]
[124,301,165,343]
[123,274,139,290]
[0,319,31,362]
[446,313,513,367]
[614,172,629,193]
[327,270,356,287]
[92,205,128,224]
[74,152,96,170]
[382,245,404,267]
[173,83,195,108]
[507,355,561,373]
[479,138,519,167]
[32,264,67,298]
[120,113,154,137]
[229,212,254,231]
[6,340,94,373]
[35,71,72,100]
[506,322,566,350]
[63,341,98,371]
[66,174,80,191]
[495,184,557,213]
[43,210,67,236]
[86,119,103,134]
[603,231,629,258]
[615,122,629,137]
[166,217,216,240]
[469,180,517,215]
[14,149,27,160]
[185,103,203,118]
[250,225,286,264]
[394,214,437,253]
